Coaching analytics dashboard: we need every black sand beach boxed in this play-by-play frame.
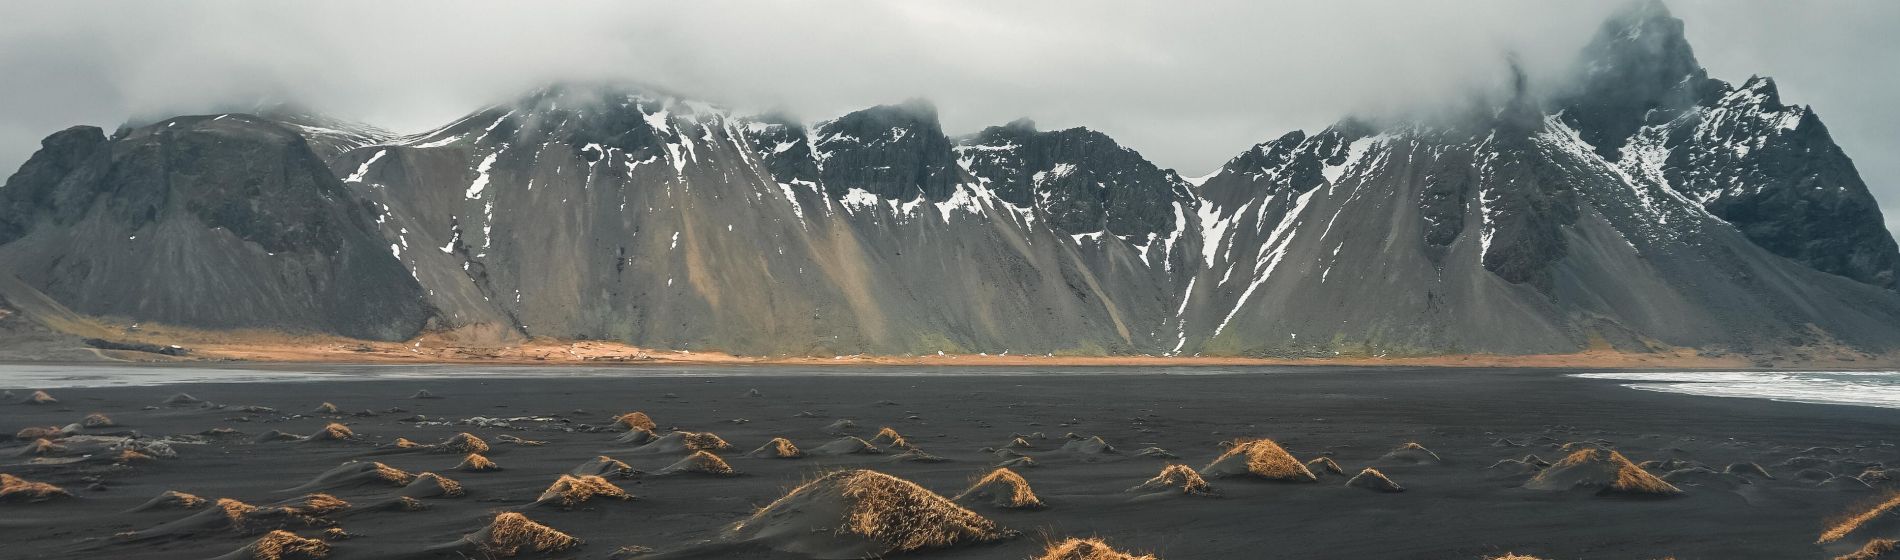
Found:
[3,365,1897,559]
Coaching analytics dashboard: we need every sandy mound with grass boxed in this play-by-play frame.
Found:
[409,389,440,399]
[1822,494,1900,548]
[1660,467,1751,491]
[1837,538,1898,560]
[954,468,1044,509]
[615,427,657,445]
[658,450,737,476]
[1003,437,1035,449]
[996,456,1039,469]
[22,390,57,404]
[129,490,208,512]
[630,431,732,454]
[872,427,910,449]
[457,453,501,472]
[570,456,637,478]
[311,403,339,414]
[398,472,465,498]
[888,449,949,463]
[301,423,354,442]
[81,412,115,428]
[163,393,203,405]
[1725,462,1774,479]
[210,529,330,560]
[533,475,632,508]
[429,512,581,558]
[1034,537,1158,560]
[748,437,803,459]
[286,461,415,492]
[811,436,882,456]
[1346,468,1405,492]
[254,430,302,444]
[16,438,65,457]
[725,469,1014,558]
[1376,442,1442,466]
[1061,436,1118,457]
[1523,448,1681,497]
[0,473,70,503]
[614,412,656,432]
[824,419,858,435]
[1128,464,1214,497]
[440,432,489,454]
[14,425,61,440]
[1306,457,1344,476]
[124,495,348,539]
[1202,438,1317,482]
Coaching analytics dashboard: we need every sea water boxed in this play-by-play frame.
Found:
[1574,370,1900,409]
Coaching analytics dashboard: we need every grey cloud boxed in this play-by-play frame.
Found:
[2,1,1895,232]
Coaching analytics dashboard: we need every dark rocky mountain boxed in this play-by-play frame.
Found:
[1,1,1896,359]
[0,115,432,340]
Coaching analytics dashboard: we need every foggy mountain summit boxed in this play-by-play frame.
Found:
[1,1,1897,361]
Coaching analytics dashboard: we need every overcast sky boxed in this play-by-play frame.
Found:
[4,1,1897,234]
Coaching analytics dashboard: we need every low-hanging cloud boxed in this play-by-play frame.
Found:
[2,1,1896,233]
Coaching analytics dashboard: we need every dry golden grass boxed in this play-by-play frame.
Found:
[1034,537,1157,560]
[81,412,115,428]
[741,469,1010,554]
[0,473,70,503]
[615,411,656,431]
[1347,468,1404,492]
[20,438,65,456]
[571,456,635,478]
[353,462,416,486]
[537,475,632,507]
[663,450,737,476]
[286,494,351,516]
[1822,493,1900,544]
[1528,448,1680,496]
[407,472,465,498]
[1306,456,1344,476]
[1838,538,1898,560]
[473,512,581,556]
[457,453,501,472]
[14,426,60,440]
[1131,464,1213,496]
[873,427,911,449]
[247,529,331,560]
[1485,555,1547,560]
[312,402,339,414]
[308,423,354,441]
[441,433,489,454]
[751,437,803,458]
[956,468,1044,509]
[681,431,732,451]
[116,448,156,464]
[385,437,425,450]
[1005,437,1035,449]
[1203,438,1317,482]
[133,490,207,511]
[23,390,56,404]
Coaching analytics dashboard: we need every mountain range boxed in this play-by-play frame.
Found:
[3,1,1897,360]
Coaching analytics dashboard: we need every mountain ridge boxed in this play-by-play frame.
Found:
[1,1,1896,360]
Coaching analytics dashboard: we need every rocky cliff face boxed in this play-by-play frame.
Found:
[0,115,433,340]
[1,1,1896,358]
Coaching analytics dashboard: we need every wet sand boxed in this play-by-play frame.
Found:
[2,366,1897,559]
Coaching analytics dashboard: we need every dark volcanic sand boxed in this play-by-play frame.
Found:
[2,365,1897,559]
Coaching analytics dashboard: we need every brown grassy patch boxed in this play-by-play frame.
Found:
[81,413,115,428]
[873,427,911,449]
[19,438,66,456]
[681,431,731,451]
[537,475,632,507]
[662,450,736,476]
[1823,493,1900,544]
[247,529,331,560]
[615,412,656,431]
[1035,537,1157,560]
[14,426,61,440]
[441,433,489,454]
[0,473,70,503]
[23,390,56,404]
[406,472,465,498]
[956,468,1044,509]
[312,402,339,414]
[1838,538,1898,560]
[739,469,1010,554]
[1306,456,1344,476]
[131,490,207,511]
[308,423,354,441]
[750,437,803,458]
[1203,438,1317,482]
[457,453,500,472]
[1131,464,1213,496]
[1347,468,1404,492]
[473,512,581,556]
[1528,448,1680,496]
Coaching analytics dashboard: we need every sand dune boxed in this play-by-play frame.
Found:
[722,469,1014,558]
